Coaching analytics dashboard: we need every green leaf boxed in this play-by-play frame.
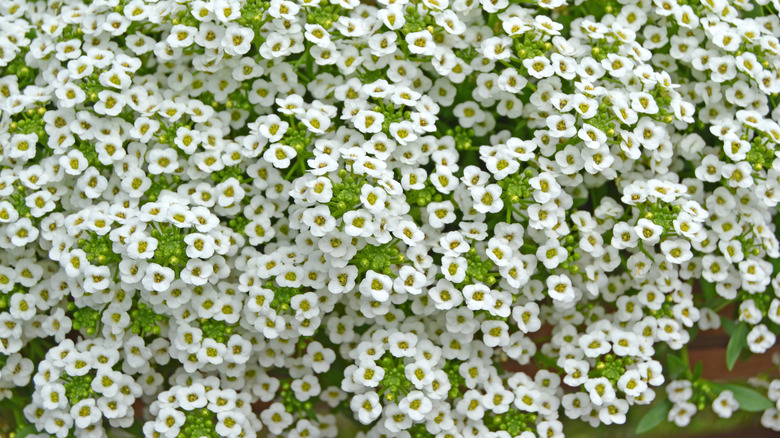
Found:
[666,354,688,380]
[726,322,749,371]
[712,383,775,412]
[700,279,716,301]
[722,316,737,335]
[571,197,588,209]
[14,425,37,438]
[636,398,673,434]
[590,184,609,207]
[693,361,703,380]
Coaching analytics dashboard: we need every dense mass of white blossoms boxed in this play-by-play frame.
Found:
[1,0,780,437]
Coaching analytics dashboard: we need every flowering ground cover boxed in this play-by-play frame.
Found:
[0,0,780,437]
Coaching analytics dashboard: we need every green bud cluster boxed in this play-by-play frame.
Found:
[172,7,201,28]
[227,214,250,237]
[157,121,188,148]
[459,248,494,286]
[279,123,312,154]
[0,284,27,310]
[267,283,303,312]
[149,224,189,272]
[63,374,95,405]
[638,202,681,233]
[77,71,105,104]
[736,289,774,314]
[178,409,218,438]
[275,125,313,182]
[405,184,438,208]
[374,101,409,133]
[512,32,550,61]
[73,139,107,171]
[399,5,429,34]
[0,49,37,88]
[59,25,84,42]
[378,356,412,402]
[304,3,339,29]
[690,380,718,412]
[211,165,250,185]
[449,126,475,151]
[351,243,403,275]
[745,135,778,171]
[78,231,122,266]
[69,304,100,336]
[237,0,272,32]
[130,301,168,337]
[443,360,465,400]
[588,104,618,135]
[647,299,676,319]
[224,89,253,113]
[8,107,47,142]
[488,408,538,436]
[498,169,534,206]
[144,175,182,204]
[8,186,31,220]
[278,380,315,418]
[407,424,434,438]
[329,174,362,217]
[199,318,234,344]
[591,354,634,386]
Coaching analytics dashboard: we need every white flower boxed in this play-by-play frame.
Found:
[513,302,542,333]
[536,239,568,270]
[351,391,382,424]
[353,110,384,134]
[71,398,102,429]
[747,324,776,354]
[524,56,554,79]
[142,264,175,293]
[301,205,336,237]
[585,377,616,406]
[668,402,697,427]
[41,382,68,410]
[261,402,294,434]
[546,274,576,303]
[660,239,693,264]
[222,25,253,56]
[155,406,185,435]
[599,399,629,425]
[388,332,418,358]
[713,390,739,418]
[263,143,297,168]
[635,218,664,245]
[482,37,512,60]
[406,30,435,56]
[291,374,321,401]
[618,370,647,397]
[529,172,562,203]
[482,320,509,347]
[471,184,504,213]
[399,390,432,421]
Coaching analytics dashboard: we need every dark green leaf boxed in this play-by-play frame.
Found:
[726,322,748,371]
[14,425,37,438]
[571,197,588,209]
[590,184,608,207]
[722,316,737,334]
[700,280,716,301]
[666,354,688,380]
[636,398,673,434]
[712,383,775,412]
[693,361,703,380]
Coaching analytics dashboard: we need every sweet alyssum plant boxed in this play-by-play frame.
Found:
[0,0,779,437]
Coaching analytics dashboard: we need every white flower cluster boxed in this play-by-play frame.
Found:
[0,0,779,437]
